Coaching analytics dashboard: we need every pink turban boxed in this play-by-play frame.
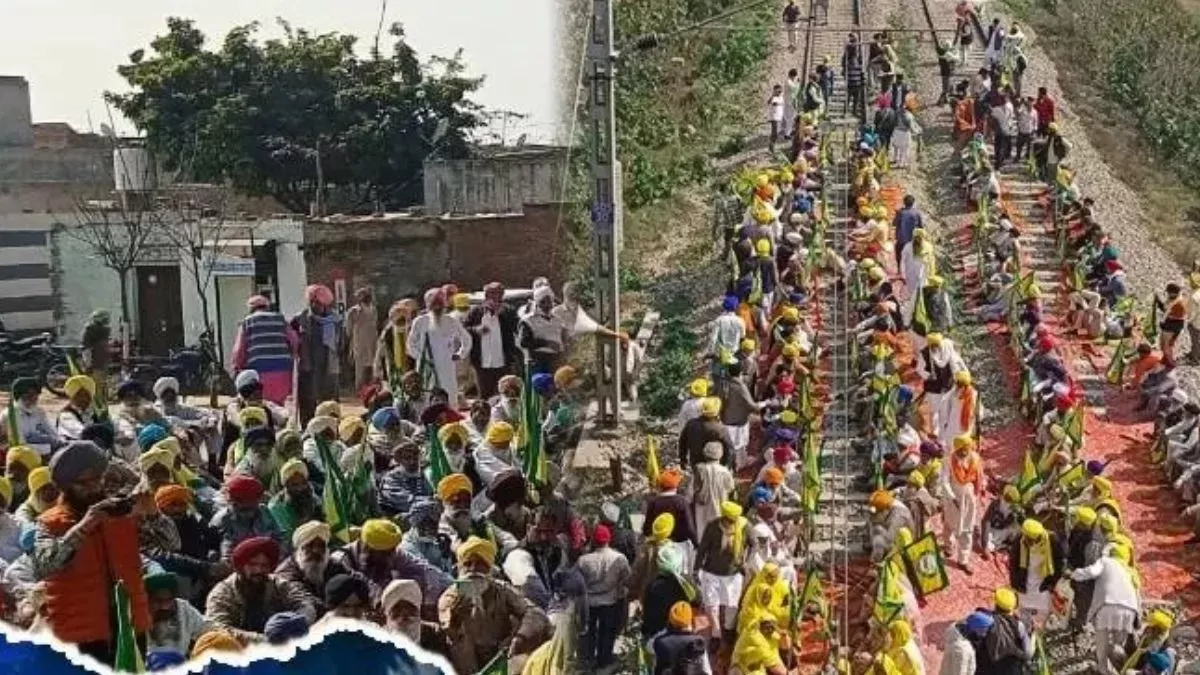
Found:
[246,295,270,310]
[424,287,446,308]
[306,284,334,307]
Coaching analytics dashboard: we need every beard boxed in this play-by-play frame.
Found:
[388,618,422,643]
[297,553,329,586]
[150,615,181,645]
[64,488,102,514]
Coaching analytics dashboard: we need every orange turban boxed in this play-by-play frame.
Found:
[658,468,683,491]
[154,484,192,511]
[668,601,693,629]
[191,631,243,658]
[763,467,785,487]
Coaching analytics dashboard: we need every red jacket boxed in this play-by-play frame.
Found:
[1034,97,1056,126]
[39,503,151,644]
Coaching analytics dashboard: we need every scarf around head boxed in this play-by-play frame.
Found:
[1019,535,1054,578]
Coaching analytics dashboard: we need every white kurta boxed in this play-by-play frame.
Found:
[407,312,473,408]
[1020,548,1051,615]
[900,242,933,323]
[941,469,979,565]
[692,461,736,534]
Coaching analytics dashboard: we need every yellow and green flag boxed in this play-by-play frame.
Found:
[1106,339,1128,385]
[645,436,661,488]
[872,558,906,624]
[112,581,145,672]
[1016,448,1042,498]
[1057,461,1090,496]
[902,532,949,598]
[801,430,822,514]
[477,651,509,675]
[1064,408,1084,449]
[1144,298,1160,345]
[5,397,20,448]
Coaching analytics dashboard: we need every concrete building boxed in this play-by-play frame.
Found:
[422,144,567,216]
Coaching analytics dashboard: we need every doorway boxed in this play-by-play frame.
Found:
[136,266,184,356]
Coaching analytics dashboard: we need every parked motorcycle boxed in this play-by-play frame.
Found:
[0,324,72,396]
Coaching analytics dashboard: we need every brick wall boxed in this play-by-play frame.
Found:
[302,203,568,305]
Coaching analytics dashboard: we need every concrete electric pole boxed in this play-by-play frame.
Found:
[587,0,623,426]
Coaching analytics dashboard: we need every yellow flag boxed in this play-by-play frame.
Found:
[645,436,661,488]
[902,532,949,598]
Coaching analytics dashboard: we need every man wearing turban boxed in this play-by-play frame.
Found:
[438,535,551,674]
[678,397,734,469]
[868,489,914,563]
[5,376,57,458]
[435,472,518,557]
[274,521,356,616]
[695,501,749,647]
[0,476,21,562]
[291,284,343,424]
[463,281,521,400]
[399,497,454,575]
[651,601,710,675]
[151,484,226,605]
[643,468,699,570]
[205,536,316,643]
[576,524,631,668]
[407,287,474,410]
[151,376,220,457]
[211,475,283,562]
[145,572,210,655]
[382,578,441,648]
[319,573,372,622]
[267,459,322,545]
[56,374,100,442]
[31,441,155,666]
[5,446,42,518]
[344,287,380,392]
[1008,518,1066,620]
[330,518,452,616]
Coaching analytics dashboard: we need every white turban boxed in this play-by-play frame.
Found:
[304,415,337,438]
[502,548,536,587]
[153,377,179,399]
[292,521,331,550]
[533,286,554,304]
[235,369,260,390]
[380,579,422,612]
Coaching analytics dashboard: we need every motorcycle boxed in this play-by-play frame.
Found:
[0,325,72,395]
[110,330,226,398]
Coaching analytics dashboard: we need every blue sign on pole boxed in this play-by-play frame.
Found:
[591,201,614,234]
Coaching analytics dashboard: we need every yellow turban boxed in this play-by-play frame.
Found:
[451,293,471,310]
[191,631,242,658]
[438,422,470,447]
[1147,609,1174,632]
[152,437,182,458]
[868,489,894,511]
[138,447,174,473]
[906,471,925,488]
[720,501,743,519]
[927,333,944,347]
[699,397,721,418]
[782,307,800,323]
[1072,506,1097,527]
[361,519,402,551]
[554,366,578,389]
[457,535,498,567]
[954,370,972,386]
[28,466,51,495]
[1002,485,1021,503]
[338,416,366,443]
[64,375,96,398]
[486,421,515,446]
[755,238,772,256]
[953,435,975,452]
[780,410,799,425]
[0,477,11,506]
[651,513,676,542]
[315,400,342,419]
[1097,512,1119,534]
[1021,519,1046,539]
[781,343,800,359]
[5,446,40,471]
[668,601,693,629]
[279,458,309,484]
[689,378,710,397]
[994,587,1018,613]
[238,406,268,427]
[928,275,945,288]
[868,267,886,282]
[1091,476,1113,498]
[437,473,473,501]
[740,338,757,352]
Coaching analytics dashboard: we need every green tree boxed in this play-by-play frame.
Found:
[108,17,486,213]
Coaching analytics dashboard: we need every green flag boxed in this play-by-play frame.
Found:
[477,650,509,675]
[519,368,547,487]
[5,397,20,447]
[316,436,353,542]
[1064,407,1084,449]
[1034,632,1051,675]
[427,424,453,487]
[801,429,821,514]
[911,286,931,336]
[1105,338,1128,385]
[112,581,144,672]
[419,334,440,393]
[1144,298,1160,344]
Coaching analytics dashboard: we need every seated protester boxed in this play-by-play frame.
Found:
[151,485,224,606]
[4,377,58,459]
[364,407,419,475]
[5,446,41,515]
[473,422,519,511]
[378,440,433,520]
[56,375,100,442]
[436,473,518,556]
[32,441,155,667]
[419,387,465,429]
[299,415,341,493]
[230,427,280,489]
[274,521,358,617]
[755,467,804,513]
[211,475,284,562]
[490,375,524,427]
[400,498,454,575]
[189,630,243,659]
[152,377,218,468]
[435,422,478,489]
[0,477,21,562]
[465,399,491,443]
[225,407,275,479]
[3,523,37,608]
[331,518,452,617]
[439,536,551,675]
[145,571,210,656]
[15,466,58,525]
[485,470,534,542]
[504,547,554,611]
[730,613,788,675]
[382,579,444,652]
[268,459,322,544]
[1164,403,1200,480]
[315,574,372,626]
[111,380,170,463]
[205,536,316,644]
[218,370,286,474]
[1099,260,1129,309]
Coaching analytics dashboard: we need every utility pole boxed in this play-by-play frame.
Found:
[588,0,622,426]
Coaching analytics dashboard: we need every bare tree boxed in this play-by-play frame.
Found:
[159,184,233,345]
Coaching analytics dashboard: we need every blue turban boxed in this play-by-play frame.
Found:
[1086,460,1106,476]
[749,486,772,506]
[734,277,754,301]
[19,523,36,554]
[773,427,798,444]
[964,611,995,638]
[137,424,169,452]
[1145,651,1172,673]
[531,373,556,396]
[371,406,399,430]
[146,650,186,671]
[264,611,310,645]
[795,198,812,214]
[897,385,914,404]
[722,295,739,312]
[788,292,807,306]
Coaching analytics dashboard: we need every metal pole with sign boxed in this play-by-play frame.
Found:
[588,0,622,426]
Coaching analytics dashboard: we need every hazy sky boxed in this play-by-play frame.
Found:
[0,0,559,141]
